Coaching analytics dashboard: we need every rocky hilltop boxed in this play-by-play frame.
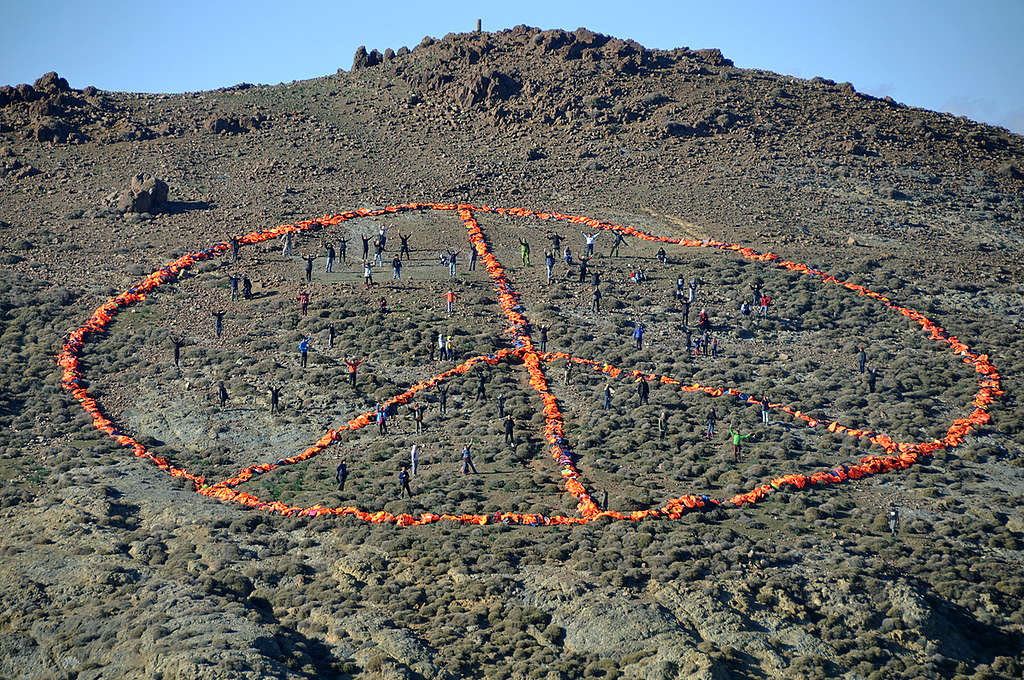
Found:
[0,26,1022,680]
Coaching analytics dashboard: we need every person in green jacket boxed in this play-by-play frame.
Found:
[519,238,531,266]
[730,427,750,462]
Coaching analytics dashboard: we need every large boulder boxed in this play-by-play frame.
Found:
[33,71,70,94]
[352,46,383,70]
[457,67,520,109]
[107,173,169,214]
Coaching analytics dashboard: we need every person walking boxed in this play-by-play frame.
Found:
[304,253,314,283]
[705,407,717,439]
[212,310,225,338]
[582,232,599,258]
[398,466,412,497]
[344,356,364,387]
[503,414,515,447]
[336,461,348,491]
[632,322,645,350]
[760,394,770,425]
[538,324,549,352]
[602,382,614,410]
[411,403,424,434]
[324,243,335,273]
[519,238,531,267]
[460,443,477,474]
[442,289,458,315]
[269,385,280,415]
[410,444,420,475]
[171,337,184,367]
[392,255,402,280]
[398,232,411,261]
[592,286,601,312]
[544,250,555,283]
[729,426,750,462]
[298,290,309,317]
[230,274,240,301]
[299,336,310,368]
[218,381,228,408]
[637,377,650,406]
[858,346,867,374]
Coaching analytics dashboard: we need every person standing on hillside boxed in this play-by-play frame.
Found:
[411,403,424,434]
[378,224,390,251]
[410,444,420,475]
[242,276,252,300]
[171,337,184,367]
[658,410,668,439]
[392,255,402,280]
[336,460,348,491]
[680,300,691,327]
[538,324,549,352]
[373,241,384,267]
[705,407,717,439]
[230,236,240,263]
[269,385,280,415]
[298,290,309,316]
[547,232,561,253]
[442,289,458,315]
[497,393,507,419]
[282,231,294,257]
[602,382,614,410]
[218,381,228,408]
[401,464,413,497]
[544,250,555,283]
[632,322,645,350]
[729,426,750,462]
[303,253,314,283]
[563,360,572,386]
[460,443,477,474]
[609,232,625,258]
[469,245,478,271]
[361,234,370,261]
[328,322,336,349]
[760,394,771,425]
[298,335,310,368]
[867,367,878,393]
[563,245,572,265]
[344,356,364,387]
[230,274,240,301]
[398,231,411,261]
[438,383,449,415]
[324,242,335,273]
[504,414,515,447]
[363,260,374,288]
[376,402,388,435]
[688,278,698,303]
[212,310,225,338]
[582,232,600,258]
[592,286,602,313]
[858,346,867,374]
[637,377,650,406]
[887,503,899,535]
[338,236,348,263]
[475,371,487,402]
[578,255,589,283]
[519,238,531,267]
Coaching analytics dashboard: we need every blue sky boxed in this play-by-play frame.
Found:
[2,0,1022,133]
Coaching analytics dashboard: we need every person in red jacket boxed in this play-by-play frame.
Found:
[344,357,364,387]
[442,289,458,314]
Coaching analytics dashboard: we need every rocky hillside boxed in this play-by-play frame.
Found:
[0,25,1022,680]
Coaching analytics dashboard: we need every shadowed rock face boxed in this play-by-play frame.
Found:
[0,25,1022,680]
